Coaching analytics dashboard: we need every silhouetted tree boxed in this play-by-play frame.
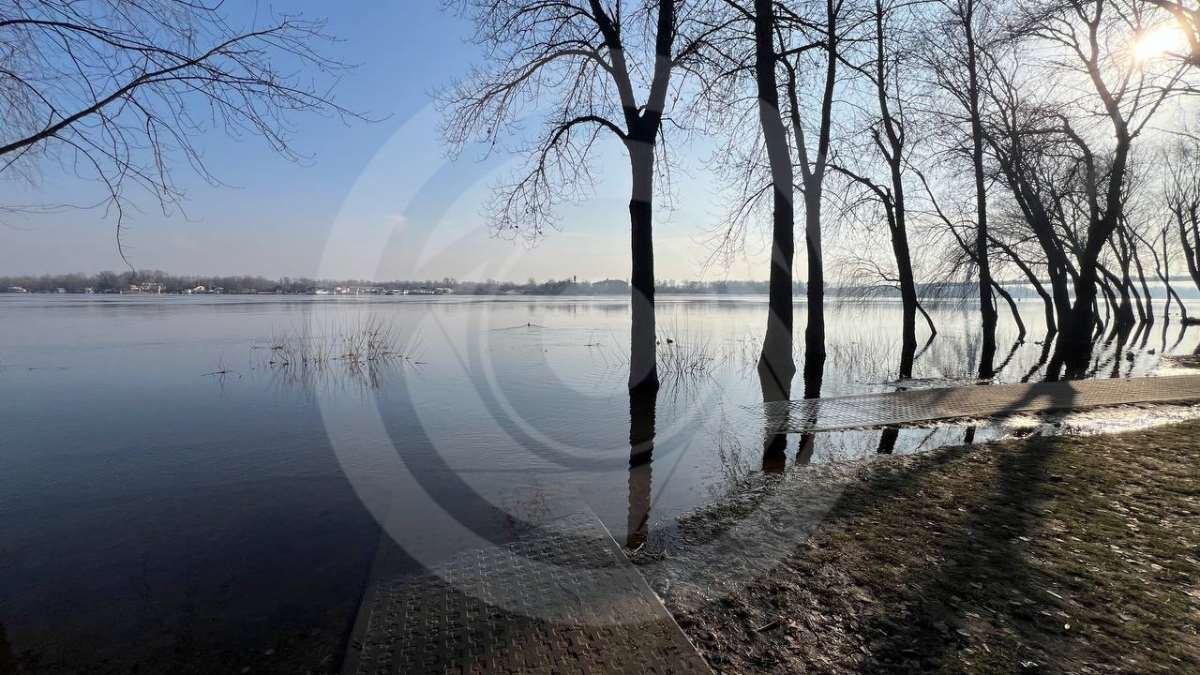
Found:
[924,0,1000,376]
[442,0,714,392]
[1014,0,1187,375]
[834,0,924,379]
[700,0,841,399]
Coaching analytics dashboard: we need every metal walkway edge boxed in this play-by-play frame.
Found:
[761,375,1200,434]
[342,511,711,674]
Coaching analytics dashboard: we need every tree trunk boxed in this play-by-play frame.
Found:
[1056,262,1100,377]
[803,193,826,398]
[1101,263,1136,329]
[964,0,998,380]
[991,236,1056,334]
[1048,262,1074,335]
[1132,240,1154,325]
[1160,231,1189,322]
[870,0,914,382]
[891,221,919,379]
[627,141,658,392]
[754,0,797,399]
[992,280,1026,341]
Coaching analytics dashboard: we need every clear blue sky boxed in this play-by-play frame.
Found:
[1,2,760,282]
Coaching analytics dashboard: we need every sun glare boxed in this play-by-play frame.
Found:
[1134,24,1189,62]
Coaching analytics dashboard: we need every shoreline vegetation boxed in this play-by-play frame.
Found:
[637,420,1200,673]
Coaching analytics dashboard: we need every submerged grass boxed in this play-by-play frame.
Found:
[265,315,418,369]
[646,420,1200,673]
[258,315,421,391]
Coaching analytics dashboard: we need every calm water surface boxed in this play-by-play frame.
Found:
[1,294,1196,672]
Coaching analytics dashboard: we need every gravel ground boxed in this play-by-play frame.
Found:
[633,421,1200,674]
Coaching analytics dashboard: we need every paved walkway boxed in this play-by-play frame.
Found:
[342,511,710,674]
[761,375,1200,434]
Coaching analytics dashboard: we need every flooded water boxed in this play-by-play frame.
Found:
[2,294,1197,672]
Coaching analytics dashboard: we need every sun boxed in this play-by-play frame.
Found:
[1134,24,1190,62]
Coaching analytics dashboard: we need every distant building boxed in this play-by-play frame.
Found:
[127,282,164,294]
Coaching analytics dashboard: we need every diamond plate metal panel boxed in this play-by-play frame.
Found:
[760,375,1200,433]
[343,512,710,675]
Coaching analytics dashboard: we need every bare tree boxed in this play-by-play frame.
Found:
[1164,142,1200,293]
[981,61,1079,335]
[697,0,842,399]
[997,0,1185,376]
[834,0,925,379]
[441,0,714,392]
[0,0,355,259]
[924,0,1001,376]
[785,0,842,397]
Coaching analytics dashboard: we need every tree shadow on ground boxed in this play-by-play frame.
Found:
[663,422,1200,674]
[862,438,1057,671]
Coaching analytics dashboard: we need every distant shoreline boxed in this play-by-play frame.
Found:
[1,272,1150,300]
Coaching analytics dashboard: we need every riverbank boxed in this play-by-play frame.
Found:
[635,420,1200,673]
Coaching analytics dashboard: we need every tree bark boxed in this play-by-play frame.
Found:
[627,141,659,392]
[754,0,797,399]
[890,218,919,379]
[802,192,826,398]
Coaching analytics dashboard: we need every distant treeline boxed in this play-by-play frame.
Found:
[0,271,779,295]
[6,272,1193,299]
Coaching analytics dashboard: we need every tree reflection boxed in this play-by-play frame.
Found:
[1021,336,1056,383]
[803,358,824,399]
[759,362,793,474]
[626,387,657,549]
[877,427,899,454]
[0,623,13,675]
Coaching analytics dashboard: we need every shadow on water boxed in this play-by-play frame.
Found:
[626,387,657,549]
[994,337,1023,376]
[878,335,919,455]
[1021,336,1056,383]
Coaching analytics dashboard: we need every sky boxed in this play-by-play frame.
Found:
[0,2,769,282]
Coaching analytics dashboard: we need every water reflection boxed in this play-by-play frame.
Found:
[0,624,14,675]
[759,365,793,474]
[963,426,977,444]
[877,427,900,454]
[4,295,1199,672]
[1021,337,1055,382]
[626,387,657,549]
